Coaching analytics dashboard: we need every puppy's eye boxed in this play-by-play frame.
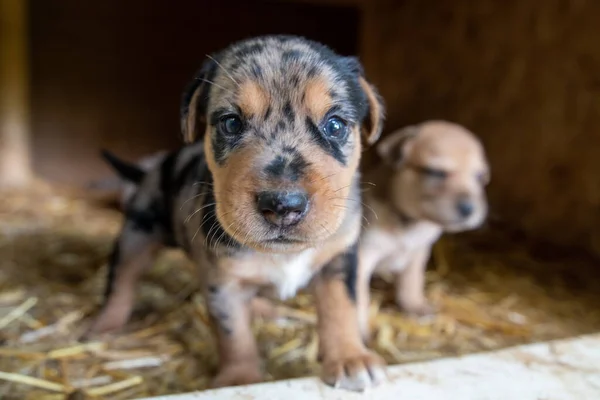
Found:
[420,167,448,179]
[323,116,348,140]
[219,115,243,135]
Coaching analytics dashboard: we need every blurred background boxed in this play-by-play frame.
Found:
[5,0,360,185]
[3,0,600,255]
[1,0,600,399]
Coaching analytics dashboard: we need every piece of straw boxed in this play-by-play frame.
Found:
[47,342,106,359]
[85,376,143,397]
[0,297,38,330]
[0,370,66,392]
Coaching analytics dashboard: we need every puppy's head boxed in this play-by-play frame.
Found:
[181,36,384,252]
[377,121,489,232]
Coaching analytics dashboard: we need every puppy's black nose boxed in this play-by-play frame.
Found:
[257,191,309,227]
[456,199,474,218]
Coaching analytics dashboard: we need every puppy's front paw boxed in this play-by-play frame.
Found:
[83,308,129,339]
[400,300,437,318]
[211,362,263,388]
[321,350,387,392]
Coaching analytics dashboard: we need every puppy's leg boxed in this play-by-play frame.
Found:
[88,227,161,335]
[356,248,380,343]
[206,281,263,388]
[249,296,280,321]
[315,243,386,392]
[395,246,435,317]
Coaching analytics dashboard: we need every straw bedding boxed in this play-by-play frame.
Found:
[1,182,599,399]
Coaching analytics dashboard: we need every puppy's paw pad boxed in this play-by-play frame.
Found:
[211,364,263,388]
[321,351,387,392]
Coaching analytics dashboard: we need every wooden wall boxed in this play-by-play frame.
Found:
[0,0,32,186]
[28,0,360,185]
[24,0,600,254]
[360,0,600,256]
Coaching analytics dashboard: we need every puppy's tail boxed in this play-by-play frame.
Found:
[100,149,146,184]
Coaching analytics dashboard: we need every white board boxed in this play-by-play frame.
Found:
[142,333,600,400]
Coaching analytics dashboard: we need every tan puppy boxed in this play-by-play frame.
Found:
[357,120,490,339]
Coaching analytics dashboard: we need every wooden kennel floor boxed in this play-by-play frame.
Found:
[0,183,599,399]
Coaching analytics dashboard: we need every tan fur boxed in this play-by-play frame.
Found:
[315,270,386,390]
[304,77,333,121]
[184,87,203,143]
[358,120,490,339]
[239,80,270,118]
[359,77,384,145]
[205,123,362,254]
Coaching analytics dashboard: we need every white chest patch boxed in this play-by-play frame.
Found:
[401,223,442,250]
[364,222,441,274]
[269,249,317,300]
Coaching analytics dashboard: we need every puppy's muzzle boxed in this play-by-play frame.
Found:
[456,197,475,219]
[257,191,309,227]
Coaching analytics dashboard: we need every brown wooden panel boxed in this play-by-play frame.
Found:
[29,0,360,185]
[360,0,600,256]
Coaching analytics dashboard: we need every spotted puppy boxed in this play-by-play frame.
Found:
[357,120,490,339]
[88,35,386,391]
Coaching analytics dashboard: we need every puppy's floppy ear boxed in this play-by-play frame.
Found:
[376,125,420,169]
[180,56,218,144]
[359,78,385,145]
[342,57,386,146]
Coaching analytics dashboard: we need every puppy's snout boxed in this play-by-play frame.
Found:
[456,198,475,219]
[257,191,309,227]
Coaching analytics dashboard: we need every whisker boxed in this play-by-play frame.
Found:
[332,181,376,194]
[203,210,233,249]
[309,172,338,184]
[332,204,370,226]
[362,202,378,220]
[192,181,215,187]
[211,220,236,251]
[205,54,240,88]
[241,221,265,248]
[180,188,221,210]
[184,202,217,224]
[179,190,210,210]
[327,196,351,202]
[191,209,231,244]
[223,224,242,253]
[197,78,236,97]
[181,186,236,212]
[333,184,352,193]
[204,220,221,248]
[329,196,378,220]
[181,193,207,210]
[242,220,255,246]
[319,223,333,237]
[191,210,215,243]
